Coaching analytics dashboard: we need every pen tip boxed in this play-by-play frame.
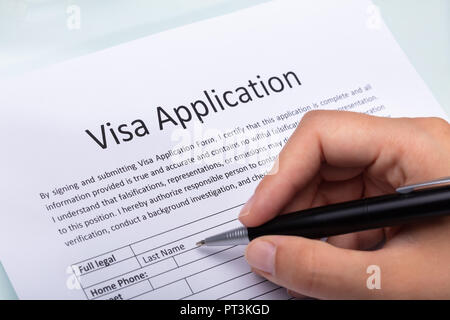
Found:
[196,240,205,247]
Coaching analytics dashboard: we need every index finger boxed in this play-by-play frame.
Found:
[238,110,405,227]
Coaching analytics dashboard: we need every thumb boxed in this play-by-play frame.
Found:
[245,236,384,299]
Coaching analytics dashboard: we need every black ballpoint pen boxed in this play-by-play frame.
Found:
[196,177,450,247]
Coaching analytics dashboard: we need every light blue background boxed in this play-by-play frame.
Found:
[0,0,449,299]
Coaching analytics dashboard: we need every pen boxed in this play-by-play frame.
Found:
[196,177,450,247]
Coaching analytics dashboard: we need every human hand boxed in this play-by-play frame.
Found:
[239,110,450,299]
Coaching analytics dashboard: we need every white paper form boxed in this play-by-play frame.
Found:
[0,0,448,299]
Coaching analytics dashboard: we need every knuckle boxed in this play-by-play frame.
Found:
[413,117,450,138]
[301,110,325,125]
[428,116,450,129]
[297,110,331,136]
[429,117,450,137]
[300,110,351,133]
[409,117,450,156]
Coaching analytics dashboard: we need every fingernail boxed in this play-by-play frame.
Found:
[239,195,254,218]
[267,157,280,176]
[245,240,276,275]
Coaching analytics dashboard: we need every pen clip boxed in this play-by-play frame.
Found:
[396,177,450,194]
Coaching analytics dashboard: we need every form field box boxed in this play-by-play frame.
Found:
[252,287,290,300]
[187,256,250,293]
[131,210,238,255]
[150,246,244,289]
[133,280,191,300]
[96,280,153,300]
[84,258,176,299]
[184,272,262,300]
[79,257,140,288]
[74,246,134,276]
[221,281,278,300]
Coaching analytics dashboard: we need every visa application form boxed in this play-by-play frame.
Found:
[0,0,448,299]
